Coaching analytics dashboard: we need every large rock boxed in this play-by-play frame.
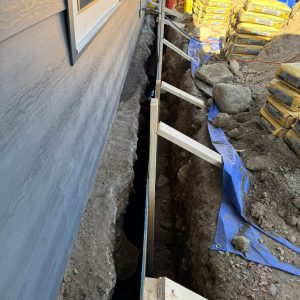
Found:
[195,63,234,86]
[213,83,252,114]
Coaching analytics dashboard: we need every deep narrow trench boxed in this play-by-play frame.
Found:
[112,21,188,299]
[112,34,157,299]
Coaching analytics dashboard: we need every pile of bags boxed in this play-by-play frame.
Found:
[193,0,233,26]
[259,63,300,157]
[189,0,234,53]
[226,0,291,61]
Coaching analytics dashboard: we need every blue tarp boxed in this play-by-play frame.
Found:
[279,0,296,8]
[208,104,300,276]
[188,38,222,77]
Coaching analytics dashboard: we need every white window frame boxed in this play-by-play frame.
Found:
[66,0,120,64]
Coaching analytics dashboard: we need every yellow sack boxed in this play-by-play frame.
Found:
[292,116,300,137]
[199,3,231,14]
[226,53,256,61]
[245,0,291,19]
[276,63,300,92]
[201,12,230,20]
[230,33,270,46]
[237,22,278,37]
[285,129,300,158]
[238,9,285,29]
[193,26,227,40]
[201,0,233,8]
[259,108,287,137]
[267,79,300,112]
[199,19,228,26]
[184,0,194,13]
[227,43,263,55]
[264,96,299,128]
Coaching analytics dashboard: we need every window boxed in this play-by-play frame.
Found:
[67,0,120,64]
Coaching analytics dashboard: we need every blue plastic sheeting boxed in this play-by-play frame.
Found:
[188,38,221,77]
[278,0,296,8]
[208,103,300,276]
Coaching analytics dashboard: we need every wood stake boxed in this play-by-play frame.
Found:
[163,39,192,61]
[147,98,159,272]
[161,81,206,108]
[157,122,223,168]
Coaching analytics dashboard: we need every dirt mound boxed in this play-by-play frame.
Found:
[249,2,300,74]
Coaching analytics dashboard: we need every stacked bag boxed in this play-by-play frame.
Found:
[193,0,233,27]
[191,0,234,52]
[176,0,185,12]
[226,0,291,61]
[184,0,194,13]
[259,63,300,158]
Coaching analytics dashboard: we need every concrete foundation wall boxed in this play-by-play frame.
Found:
[0,1,143,299]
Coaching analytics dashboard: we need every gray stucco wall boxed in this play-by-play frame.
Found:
[0,1,143,299]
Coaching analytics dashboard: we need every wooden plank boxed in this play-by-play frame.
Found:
[161,81,205,108]
[147,98,159,272]
[0,0,66,42]
[164,7,185,19]
[163,39,192,61]
[156,0,166,82]
[164,19,190,40]
[158,277,207,300]
[157,122,223,168]
[143,277,158,300]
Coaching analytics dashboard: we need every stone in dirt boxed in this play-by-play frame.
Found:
[269,283,277,296]
[293,198,300,210]
[195,63,234,87]
[213,83,252,114]
[287,235,297,243]
[232,236,250,254]
[285,215,297,227]
[229,60,240,75]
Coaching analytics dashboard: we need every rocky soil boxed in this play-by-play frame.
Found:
[58,15,155,300]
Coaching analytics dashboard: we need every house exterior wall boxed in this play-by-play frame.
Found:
[0,1,144,299]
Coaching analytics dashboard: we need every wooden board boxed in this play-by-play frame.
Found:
[161,81,205,108]
[143,277,207,300]
[144,277,158,300]
[163,39,192,61]
[157,122,223,168]
[158,277,207,300]
[147,98,159,271]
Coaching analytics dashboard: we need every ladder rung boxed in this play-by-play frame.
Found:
[163,39,192,61]
[157,122,223,168]
[161,81,205,108]
[164,19,190,40]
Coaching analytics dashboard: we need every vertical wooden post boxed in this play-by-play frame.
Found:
[156,0,166,93]
[147,98,159,272]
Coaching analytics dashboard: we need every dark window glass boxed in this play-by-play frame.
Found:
[78,0,95,10]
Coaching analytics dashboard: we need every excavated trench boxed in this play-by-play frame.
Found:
[115,6,300,300]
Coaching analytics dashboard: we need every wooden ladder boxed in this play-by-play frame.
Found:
[147,0,223,272]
